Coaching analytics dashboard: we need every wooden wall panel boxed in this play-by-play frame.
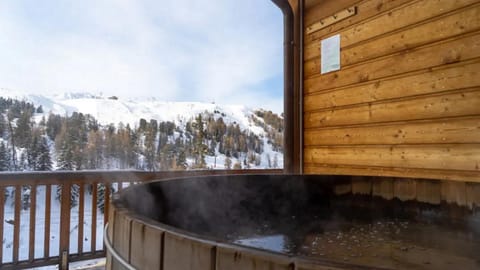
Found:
[304,117,480,146]
[304,145,480,171]
[303,0,480,181]
[304,61,480,109]
[305,32,480,92]
[305,3,480,69]
[305,89,480,128]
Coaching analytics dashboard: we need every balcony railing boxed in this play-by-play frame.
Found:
[0,169,282,270]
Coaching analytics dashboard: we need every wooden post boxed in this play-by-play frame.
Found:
[0,186,4,262]
[59,182,71,270]
[91,183,98,253]
[29,185,37,261]
[44,185,51,259]
[13,185,21,263]
[78,184,85,255]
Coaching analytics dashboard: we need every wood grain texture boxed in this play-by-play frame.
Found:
[304,116,480,146]
[352,177,372,194]
[466,183,480,209]
[13,186,21,262]
[306,0,479,46]
[28,185,37,261]
[305,32,480,93]
[304,3,480,71]
[216,246,292,270]
[112,211,132,270]
[130,221,163,270]
[394,179,417,201]
[0,187,3,261]
[306,6,357,35]
[416,180,441,204]
[441,181,467,206]
[304,60,480,110]
[304,0,415,59]
[44,185,51,258]
[305,0,361,26]
[302,0,480,181]
[304,144,480,171]
[163,233,214,270]
[305,89,480,128]
[304,164,480,182]
[372,179,394,199]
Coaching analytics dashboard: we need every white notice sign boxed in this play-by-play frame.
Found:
[321,34,340,74]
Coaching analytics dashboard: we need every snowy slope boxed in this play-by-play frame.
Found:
[0,88,269,136]
[0,88,283,170]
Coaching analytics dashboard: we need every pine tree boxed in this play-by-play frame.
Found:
[37,137,52,171]
[56,122,75,171]
[192,114,207,168]
[27,134,40,170]
[57,139,74,170]
[0,142,9,171]
[19,152,27,171]
[85,130,104,169]
[143,121,158,171]
[0,114,5,136]
[14,108,33,148]
[46,114,62,141]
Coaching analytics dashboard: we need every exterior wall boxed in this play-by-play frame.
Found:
[303,0,480,181]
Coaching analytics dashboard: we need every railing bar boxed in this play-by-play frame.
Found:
[78,184,85,255]
[28,185,37,261]
[0,186,4,262]
[103,184,111,230]
[91,183,98,253]
[44,185,51,258]
[13,185,21,263]
[103,184,111,251]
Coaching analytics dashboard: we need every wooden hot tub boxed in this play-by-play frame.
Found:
[105,174,480,270]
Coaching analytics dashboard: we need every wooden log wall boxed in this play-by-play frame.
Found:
[303,0,480,182]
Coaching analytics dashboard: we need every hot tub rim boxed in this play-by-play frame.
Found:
[111,173,433,270]
[111,192,390,270]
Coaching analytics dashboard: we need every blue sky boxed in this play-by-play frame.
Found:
[0,0,284,113]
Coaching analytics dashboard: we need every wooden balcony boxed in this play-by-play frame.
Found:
[0,169,281,270]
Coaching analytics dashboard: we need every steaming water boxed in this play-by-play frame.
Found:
[230,212,480,270]
[121,176,480,270]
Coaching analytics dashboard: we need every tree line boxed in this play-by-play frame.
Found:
[0,97,283,210]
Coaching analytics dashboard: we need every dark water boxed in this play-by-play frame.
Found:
[228,202,480,270]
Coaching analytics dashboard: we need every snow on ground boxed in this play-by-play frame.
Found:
[28,258,105,270]
[2,185,111,264]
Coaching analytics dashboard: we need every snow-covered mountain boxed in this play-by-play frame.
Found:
[0,88,284,170]
[0,88,268,134]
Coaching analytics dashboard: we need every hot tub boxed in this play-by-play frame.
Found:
[105,175,480,270]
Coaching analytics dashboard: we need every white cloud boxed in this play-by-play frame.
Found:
[0,0,284,113]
